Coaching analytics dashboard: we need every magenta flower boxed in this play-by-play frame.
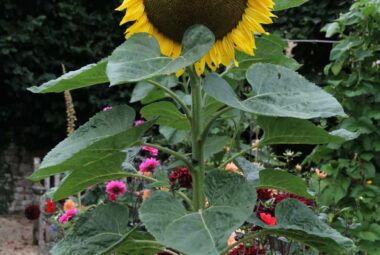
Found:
[134,120,144,126]
[139,158,159,173]
[106,181,127,202]
[102,106,113,111]
[58,208,78,224]
[142,146,159,156]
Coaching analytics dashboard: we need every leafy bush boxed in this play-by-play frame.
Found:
[307,0,380,253]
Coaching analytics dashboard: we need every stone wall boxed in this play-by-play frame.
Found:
[0,143,41,213]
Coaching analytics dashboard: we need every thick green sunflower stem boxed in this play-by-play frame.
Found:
[189,67,205,211]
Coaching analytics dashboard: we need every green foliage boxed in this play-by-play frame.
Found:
[226,35,301,80]
[274,0,307,11]
[28,59,108,93]
[257,170,312,199]
[29,105,155,200]
[270,0,351,80]
[51,203,151,255]
[141,102,190,130]
[251,199,355,255]
[258,116,346,145]
[307,0,380,252]
[0,0,125,147]
[140,170,257,255]
[204,63,346,119]
[106,26,215,84]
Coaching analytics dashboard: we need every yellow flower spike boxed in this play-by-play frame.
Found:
[116,0,274,74]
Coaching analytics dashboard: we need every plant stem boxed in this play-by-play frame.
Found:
[189,67,205,211]
[128,173,157,183]
[177,191,195,211]
[200,106,231,141]
[141,142,193,172]
[146,79,192,121]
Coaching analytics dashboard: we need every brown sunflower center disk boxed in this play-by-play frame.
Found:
[143,0,248,43]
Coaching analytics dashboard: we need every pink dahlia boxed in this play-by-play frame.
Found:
[134,120,144,126]
[142,146,159,156]
[102,106,113,111]
[58,208,78,224]
[139,158,159,173]
[106,180,127,201]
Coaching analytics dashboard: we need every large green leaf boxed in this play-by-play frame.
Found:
[112,231,164,255]
[51,203,130,255]
[251,199,355,255]
[29,105,154,181]
[28,59,108,93]
[204,64,346,119]
[204,136,229,160]
[141,101,190,130]
[226,35,301,80]
[258,116,345,145]
[52,159,132,201]
[139,170,257,255]
[159,126,188,144]
[106,25,214,84]
[257,169,312,199]
[130,76,178,103]
[235,157,264,183]
[274,0,307,11]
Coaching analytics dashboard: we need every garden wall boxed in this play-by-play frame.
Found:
[0,142,42,213]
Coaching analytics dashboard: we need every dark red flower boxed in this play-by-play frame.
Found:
[259,213,276,225]
[228,243,266,255]
[169,167,192,189]
[24,204,40,220]
[256,188,273,200]
[274,193,314,207]
[45,199,56,214]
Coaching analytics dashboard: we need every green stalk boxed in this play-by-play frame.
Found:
[189,67,205,211]
[141,142,193,172]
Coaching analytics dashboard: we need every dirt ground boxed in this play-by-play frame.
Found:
[0,214,39,255]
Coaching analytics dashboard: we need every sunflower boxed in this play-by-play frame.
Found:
[117,0,275,75]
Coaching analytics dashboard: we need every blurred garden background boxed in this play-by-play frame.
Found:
[2,0,380,254]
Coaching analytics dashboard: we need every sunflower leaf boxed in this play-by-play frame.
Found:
[51,204,134,255]
[226,35,301,80]
[107,25,215,84]
[258,116,346,145]
[139,170,256,255]
[257,169,312,199]
[250,199,355,255]
[140,101,190,130]
[274,0,307,11]
[28,59,108,93]
[204,64,346,119]
[29,105,155,182]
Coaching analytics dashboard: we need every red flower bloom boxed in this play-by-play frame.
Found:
[228,243,265,255]
[24,204,40,220]
[45,199,56,214]
[169,167,192,189]
[259,213,276,225]
[256,188,273,200]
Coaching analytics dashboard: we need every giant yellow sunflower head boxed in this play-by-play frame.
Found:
[117,0,275,75]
